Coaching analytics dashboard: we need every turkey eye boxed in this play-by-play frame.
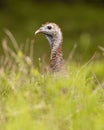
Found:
[47,26,52,30]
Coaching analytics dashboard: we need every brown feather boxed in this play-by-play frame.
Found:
[35,22,64,73]
[50,44,64,72]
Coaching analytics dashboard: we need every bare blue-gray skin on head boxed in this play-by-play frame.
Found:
[35,22,64,72]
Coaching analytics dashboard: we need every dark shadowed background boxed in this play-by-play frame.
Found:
[0,0,104,65]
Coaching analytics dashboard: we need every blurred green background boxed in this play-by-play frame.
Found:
[0,0,104,64]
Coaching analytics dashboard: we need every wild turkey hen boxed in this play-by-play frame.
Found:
[35,22,64,72]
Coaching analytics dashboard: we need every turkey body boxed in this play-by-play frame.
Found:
[35,22,64,72]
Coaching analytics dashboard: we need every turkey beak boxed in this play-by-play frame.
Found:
[35,27,43,35]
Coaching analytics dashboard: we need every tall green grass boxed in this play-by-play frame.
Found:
[0,31,104,130]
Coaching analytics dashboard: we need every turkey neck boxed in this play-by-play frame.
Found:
[50,43,64,72]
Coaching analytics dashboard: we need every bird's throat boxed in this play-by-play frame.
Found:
[45,33,64,72]
[45,34,53,47]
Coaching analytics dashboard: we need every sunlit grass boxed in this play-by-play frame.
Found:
[0,31,104,130]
